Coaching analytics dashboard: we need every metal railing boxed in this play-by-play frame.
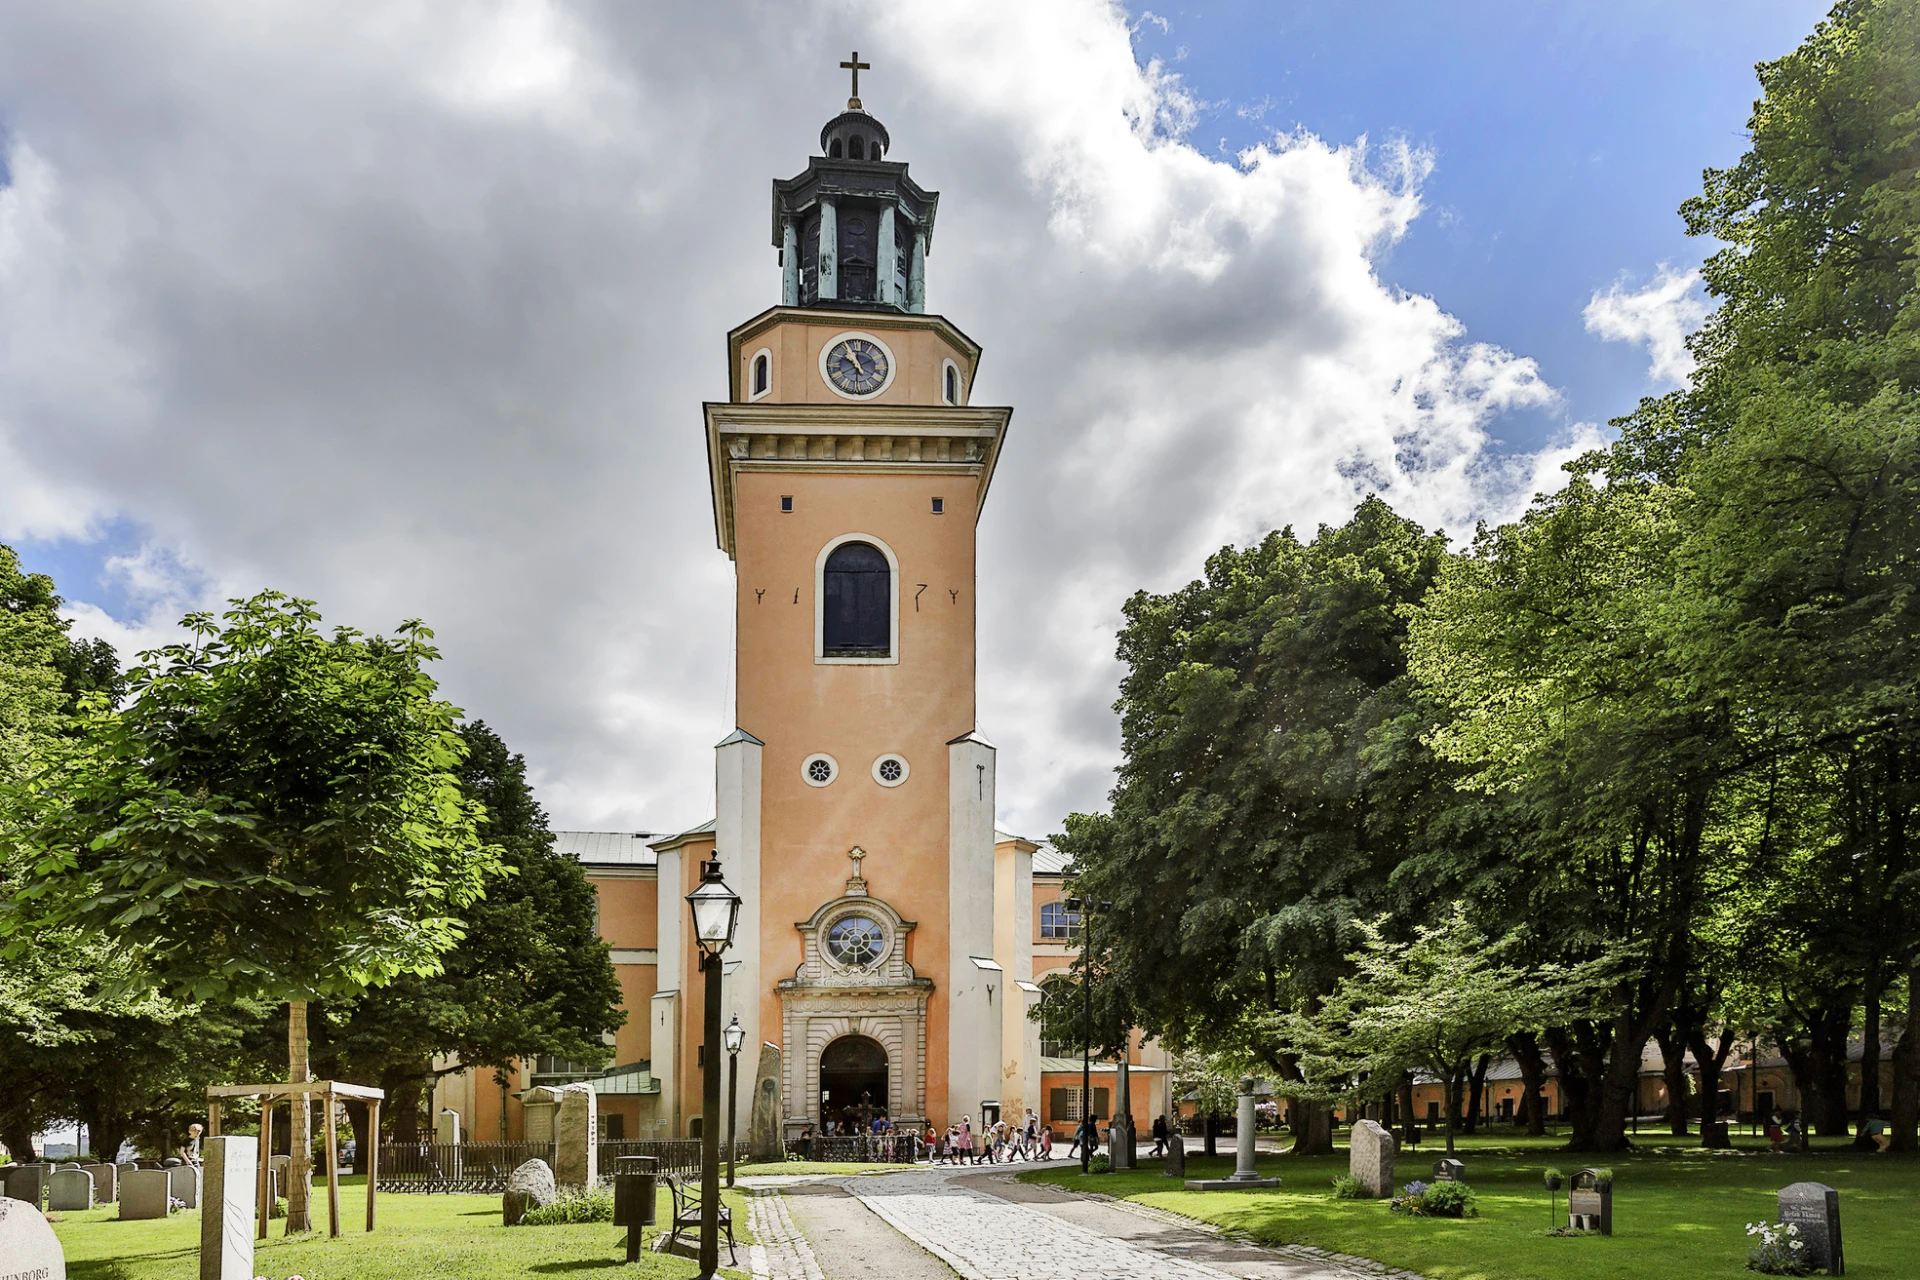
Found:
[787,1133,923,1164]
[375,1140,555,1193]
[598,1139,748,1179]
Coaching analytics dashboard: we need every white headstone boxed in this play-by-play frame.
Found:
[1349,1119,1396,1198]
[1,1165,47,1208]
[199,1137,256,1280]
[118,1170,170,1221]
[45,1170,93,1212]
[434,1109,462,1146]
[0,1198,65,1280]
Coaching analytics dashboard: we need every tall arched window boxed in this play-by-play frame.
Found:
[829,139,843,158]
[822,541,891,654]
[849,134,865,158]
[753,352,769,396]
[869,139,883,161]
[944,364,959,405]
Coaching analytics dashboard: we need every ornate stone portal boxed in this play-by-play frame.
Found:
[778,887,931,1133]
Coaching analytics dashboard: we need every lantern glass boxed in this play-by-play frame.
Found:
[723,1015,745,1056]
[686,859,742,955]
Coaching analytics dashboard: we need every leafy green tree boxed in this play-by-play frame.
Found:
[1055,499,1493,1153]
[1274,905,1611,1152]
[309,721,624,1157]
[3,592,498,1231]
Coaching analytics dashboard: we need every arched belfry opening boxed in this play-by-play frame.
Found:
[820,1035,889,1128]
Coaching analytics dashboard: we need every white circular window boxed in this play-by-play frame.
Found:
[871,754,910,787]
[801,753,838,787]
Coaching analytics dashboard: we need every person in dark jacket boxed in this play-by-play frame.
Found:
[1150,1114,1169,1157]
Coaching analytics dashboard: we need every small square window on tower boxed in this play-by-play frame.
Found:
[931,497,945,514]
[781,496,794,512]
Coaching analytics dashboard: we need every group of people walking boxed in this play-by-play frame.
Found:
[925,1110,1055,1164]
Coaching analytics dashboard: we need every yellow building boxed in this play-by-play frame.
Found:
[438,83,1167,1148]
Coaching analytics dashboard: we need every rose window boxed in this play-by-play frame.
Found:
[827,916,886,968]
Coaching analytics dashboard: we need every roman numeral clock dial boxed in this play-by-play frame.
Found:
[824,335,891,396]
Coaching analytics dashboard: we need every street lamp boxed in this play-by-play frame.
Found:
[686,858,741,1280]
[1065,895,1111,1174]
[723,1015,745,1188]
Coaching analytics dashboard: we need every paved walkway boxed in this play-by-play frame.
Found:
[742,1162,1424,1280]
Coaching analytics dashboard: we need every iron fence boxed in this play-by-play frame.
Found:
[374,1140,555,1193]
[597,1139,749,1179]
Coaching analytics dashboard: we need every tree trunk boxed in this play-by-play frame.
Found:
[85,1106,131,1166]
[1810,1003,1854,1137]
[286,1000,313,1234]
[345,1099,371,1176]
[1855,973,1883,1147]
[1687,1024,1735,1149]
[1398,1077,1418,1143]
[1464,1054,1491,1135]
[1289,1102,1333,1156]
[1,1116,35,1163]
[1889,967,1920,1153]
[1203,1109,1217,1158]
[1509,1031,1548,1137]
[1654,1023,1691,1136]
[1443,1061,1464,1153]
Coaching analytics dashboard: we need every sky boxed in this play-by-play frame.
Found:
[0,0,1833,839]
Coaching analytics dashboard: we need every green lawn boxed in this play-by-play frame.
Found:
[1021,1133,1918,1280]
[49,1176,754,1280]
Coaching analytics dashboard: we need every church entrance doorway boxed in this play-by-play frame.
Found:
[820,1035,888,1133]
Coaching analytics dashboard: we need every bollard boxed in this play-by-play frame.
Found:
[612,1155,659,1263]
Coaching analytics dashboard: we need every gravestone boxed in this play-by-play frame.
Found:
[81,1165,116,1202]
[118,1170,170,1220]
[434,1108,461,1146]
[1349,1119,1396,1199]
[1164,1132,1186,1178]
[502,1159,557,1226]
[2,1164,48,1208]
[1778,1182,1842,1275]
[0,1197,65,1280]
[554,1081,598,1188]
[1184,1078,1280,1190]
[199,1136,256,1280]
[46,1170,93,1212]
[1431,1158,1466,1183]
[168,1164,201,1210]
[749,1042,784,1161]
[1568,1168,1613,1235]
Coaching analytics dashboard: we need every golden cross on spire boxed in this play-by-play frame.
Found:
[839,50,871,109]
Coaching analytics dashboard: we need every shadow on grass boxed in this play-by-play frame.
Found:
[526,1261,636,1273]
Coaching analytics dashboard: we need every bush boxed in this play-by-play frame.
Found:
[1745,1221,1813,1275]
[518,1184,615,1226]
[1390,1180,1478,1218]
[1330,1175,1368,1200]
[1087,1155,1111,1174]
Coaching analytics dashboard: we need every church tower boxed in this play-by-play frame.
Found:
[693,60,1013,1137]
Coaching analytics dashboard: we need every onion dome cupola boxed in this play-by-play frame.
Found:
[772,52,939,314]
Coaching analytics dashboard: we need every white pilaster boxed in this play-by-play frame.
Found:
[715,727,763,1143]
[818,200,838,300]
[781,219,800,306]
[907,228,927,313]
[653,846,682,1131]
[877,204,897,307]
[948,731,998,1124]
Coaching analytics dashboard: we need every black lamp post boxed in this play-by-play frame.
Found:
[723,1015,745,1188]
[686,858,742,1280]
[1065,895,1111,1174]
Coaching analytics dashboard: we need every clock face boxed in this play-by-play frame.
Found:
[824,336,890,396]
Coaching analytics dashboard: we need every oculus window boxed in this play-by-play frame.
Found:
[826,915,886,968]
[822,541,891,655]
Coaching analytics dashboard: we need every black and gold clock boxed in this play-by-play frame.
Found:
[823,334,892,396]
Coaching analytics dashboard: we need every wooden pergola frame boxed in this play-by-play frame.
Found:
[206,1080,385,1239]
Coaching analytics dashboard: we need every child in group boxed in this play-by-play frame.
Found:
[1040,1126,1053,1159]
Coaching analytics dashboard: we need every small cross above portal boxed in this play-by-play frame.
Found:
[845,845,869,896]
[840,51,871,109]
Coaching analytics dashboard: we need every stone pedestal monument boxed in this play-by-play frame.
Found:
[1349,1119,1396,1198]
[1184,1078,1280,1190]
[554,1082,598,1189]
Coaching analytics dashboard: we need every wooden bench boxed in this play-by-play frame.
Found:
[659,1172,736,1263]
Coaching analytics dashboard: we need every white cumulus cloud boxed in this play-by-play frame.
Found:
[1,0,1581,837]
[1583,264,1710,389]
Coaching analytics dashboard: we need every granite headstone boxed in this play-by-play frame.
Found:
[168,1164,201,1210]
[1349,1119,1396,1198]
[45,1170,93,1212]
[502,1158,557,1226]
[1779,1182,1842,1275]
[1164,1131,1186,1178]
[2,1165,48,1208]
[554,1081,597,1188]
[199,1136,256,1280]
[749,1042,785,1161]
[118,1169,170,1221]
[1431,1158,1465,1183]
[81,1165,116,1202]
[0,1197,65,1280]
